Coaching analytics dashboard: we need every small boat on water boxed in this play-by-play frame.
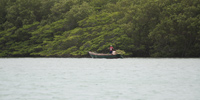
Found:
[88,51,123,58]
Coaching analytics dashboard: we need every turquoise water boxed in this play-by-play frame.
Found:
[0,58,200,100]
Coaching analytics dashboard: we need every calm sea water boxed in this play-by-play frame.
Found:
[0,58,200,100]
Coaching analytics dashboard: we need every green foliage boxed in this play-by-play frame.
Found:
[116,50,125,55]
[0,0,200,57]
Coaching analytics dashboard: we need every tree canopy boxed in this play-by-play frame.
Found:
[0,0,200,57]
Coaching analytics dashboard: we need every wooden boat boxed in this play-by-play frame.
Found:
[88,51,123,58]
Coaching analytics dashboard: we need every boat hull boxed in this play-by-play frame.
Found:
[88,52,123,58]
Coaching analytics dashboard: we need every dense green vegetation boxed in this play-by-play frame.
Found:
[0,0,200,57]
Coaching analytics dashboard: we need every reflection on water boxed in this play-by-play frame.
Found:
[0,58,200,100]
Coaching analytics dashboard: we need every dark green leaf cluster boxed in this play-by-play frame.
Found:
[0,0,200,57]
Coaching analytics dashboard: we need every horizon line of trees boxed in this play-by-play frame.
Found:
[0,0,200,57]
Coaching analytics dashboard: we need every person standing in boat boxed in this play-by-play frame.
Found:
[109,45,114,54]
